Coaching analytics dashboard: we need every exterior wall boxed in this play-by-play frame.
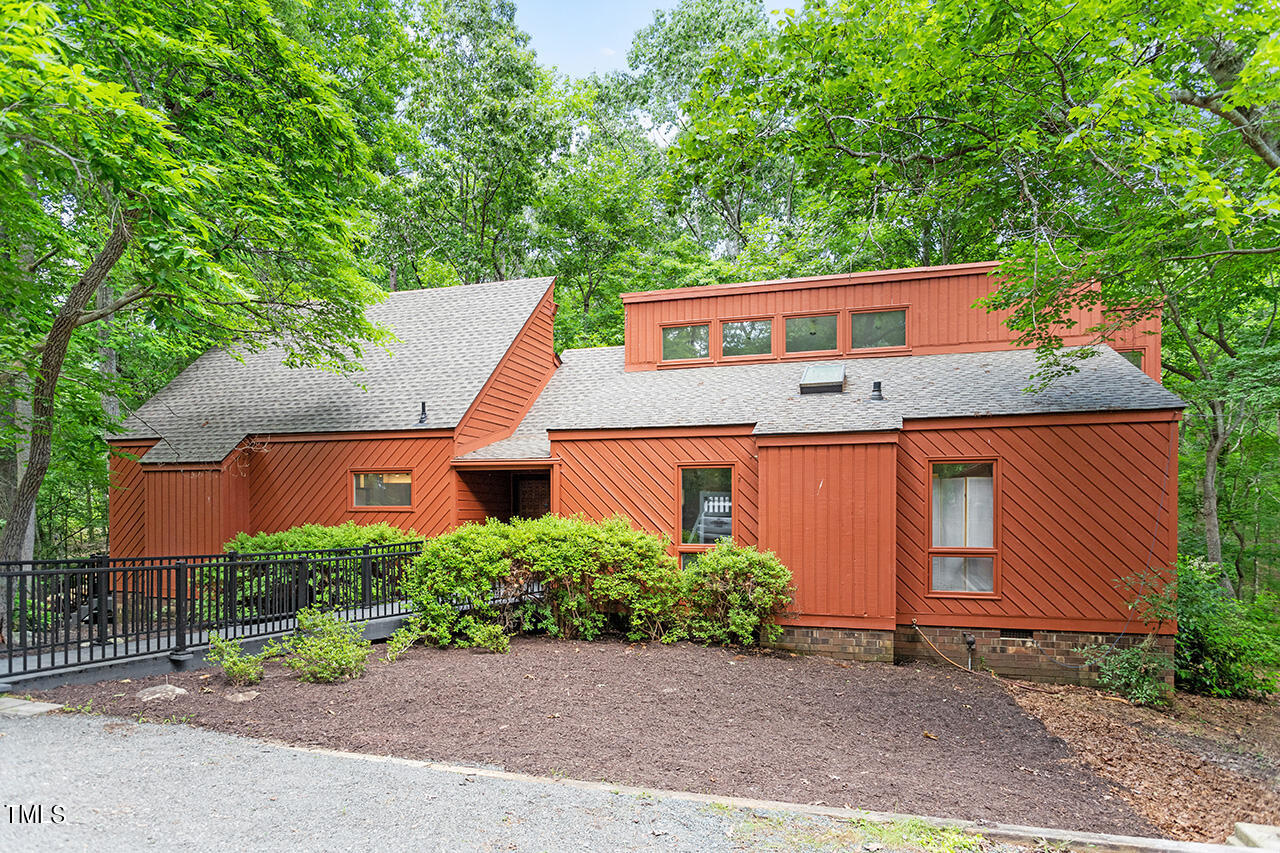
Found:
[107,441,157,558]
[894,625,1175,687]
[455,285,558,455]
[758,437,898,629]
[144,466,227,556]
[247,433,455,539]
[775,627,894,662]
[456,470,512,524]
[552,428,759,550]
[896,413,1179,634]
[622,264,1162,383]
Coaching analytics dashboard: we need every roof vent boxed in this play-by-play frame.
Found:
[799,363,845,394]
[869,381,885,401]
[417,401,428,424]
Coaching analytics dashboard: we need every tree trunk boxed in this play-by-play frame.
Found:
[388,262,397,293]
[1201,401,1235,597]
[0,214,134,562]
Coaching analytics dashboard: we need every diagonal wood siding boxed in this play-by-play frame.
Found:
[759,440,898,628]
[455,286,558,454]
[554,430,759,548]
[107,441,157,558]
[896,416,1179,632]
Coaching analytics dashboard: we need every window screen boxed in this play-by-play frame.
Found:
[785,315,837,352]
[850,309,906,349]
[680,467,732,544]
[721,319,772,357]
[353,472,412,507]
[662,324,710,360]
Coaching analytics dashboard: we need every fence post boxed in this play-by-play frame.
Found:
[169,561,192,666]
[224,551,238,628]
[361,545,372,608]
[94,552,109,647]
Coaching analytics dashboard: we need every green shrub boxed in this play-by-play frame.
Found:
[460,621,510,654]
[677,540,794,645]
[384,616,427,662]
[225,521,418,554]
[206,636,272,686]
[404,519,514,646]
[276,607,373,683]
[1175,557,1279,698]
[1080,636,1173,706]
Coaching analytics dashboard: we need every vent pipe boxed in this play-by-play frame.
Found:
[417,401,427,424]
[869,381,885,401]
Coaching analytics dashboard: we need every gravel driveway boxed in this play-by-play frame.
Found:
[0,713,887,852]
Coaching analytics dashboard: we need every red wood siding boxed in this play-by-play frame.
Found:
[455,286,558,454]
[553,430,759,549]
[145,466,226,557]
[107,441,156,558]
[759,440,898,629]
[623,267,1162,381]
[222,448,251,544]
[896,416,1179,632]
[248,435,454,539]
[456,470,512,524]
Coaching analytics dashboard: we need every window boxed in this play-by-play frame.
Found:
[353,471,411,507]
[720,319,772,358]
[785,314,837,353]
[850,309,907,349]
[929,461,996,594]
[1119,349,1143,369]
[680,467,733,548]
[662,324,710,360]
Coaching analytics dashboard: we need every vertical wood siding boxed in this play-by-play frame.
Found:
[248,435,454,539]
[554,431,759,548]
[758,441,898,627]
[145,467,225,556]
[623,271,1162,382]
[455,287,558,454]
[107,441,156,558]
[896,417,1179,631]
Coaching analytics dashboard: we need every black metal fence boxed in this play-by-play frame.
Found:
[0,542,422,679]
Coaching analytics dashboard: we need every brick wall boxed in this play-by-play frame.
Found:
[893,625,1175,687]
[774,627,894,663]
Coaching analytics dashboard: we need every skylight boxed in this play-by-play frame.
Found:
[799,363,846,394]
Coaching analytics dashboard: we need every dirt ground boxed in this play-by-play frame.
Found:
[35,637,1149,836]
[1008,681,1280,843]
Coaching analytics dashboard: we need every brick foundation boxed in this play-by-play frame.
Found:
[893,625,1175,687]
[774,627,895,663]
[775,624,1175,686]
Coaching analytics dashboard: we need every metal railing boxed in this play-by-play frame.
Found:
[0,542,422,678]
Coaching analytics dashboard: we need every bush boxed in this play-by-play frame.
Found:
[1080,636,1173,706]
[1175,557,1279,698]
[206,636,272,686]
[275,607,373,683]
[384,616,427,663]
[460,621,510,654]
[677,540,794,645]
[225,521,418,554]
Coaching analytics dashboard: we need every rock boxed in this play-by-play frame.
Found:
[224,690,259,703]
[136,684,187,702]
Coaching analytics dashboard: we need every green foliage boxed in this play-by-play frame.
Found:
[384,615,427,662]
[206,636,272,686]
[1080,636,1174,707]
[1174,557,1280,698]
[460,621,510,654]
[276,607,373,683]
[225,521,417,555]
[677,540,794,646]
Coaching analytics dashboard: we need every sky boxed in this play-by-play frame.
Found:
[513,0,679,79]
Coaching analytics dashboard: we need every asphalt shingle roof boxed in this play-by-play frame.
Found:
[116,278,553,463]
[456,344,1183,461]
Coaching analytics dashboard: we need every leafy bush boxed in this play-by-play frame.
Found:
[206,636,272,686]
[275,607,373,683]
[384,616,427,663]
[225,521,417,554]
[677,540,794,645]
[460,621,510,654]
[1080,636,1173,706]
[1174,557,1279,698]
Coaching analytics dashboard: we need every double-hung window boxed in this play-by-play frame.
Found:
[929,461,997,594]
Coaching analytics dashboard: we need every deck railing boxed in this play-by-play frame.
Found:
[0,542,422,679]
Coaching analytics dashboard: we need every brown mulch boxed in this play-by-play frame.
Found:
[1007,682,1280,843]
[33,637,1149,836]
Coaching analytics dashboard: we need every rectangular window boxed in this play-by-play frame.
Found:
[353,471,412,507]
[720,319,772,358]
[662,324,710,361]
[785,314,837,353]
[1119,349,1143,369]
[680,467,733,545]
[850,309,907,349]
[929,461,996,594]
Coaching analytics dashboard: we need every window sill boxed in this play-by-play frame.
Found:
[350,505,415,513]
[924,590,1002,600]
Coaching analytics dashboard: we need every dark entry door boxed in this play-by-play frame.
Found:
[513,474,551,518]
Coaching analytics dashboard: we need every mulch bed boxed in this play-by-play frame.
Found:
[34,637,1150,836]
[1009,683,1280,843]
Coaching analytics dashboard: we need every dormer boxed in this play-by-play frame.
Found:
[619,261,1162,383]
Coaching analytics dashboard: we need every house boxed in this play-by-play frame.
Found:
[108,262,1183,681]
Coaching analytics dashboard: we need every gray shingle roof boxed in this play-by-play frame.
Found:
[456,344,1183,460]
[117,278,553,463]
